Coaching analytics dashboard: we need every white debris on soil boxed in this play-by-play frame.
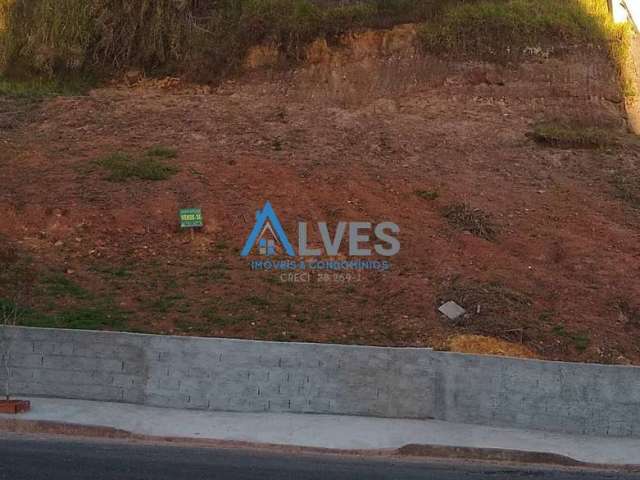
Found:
[438,301,466,320]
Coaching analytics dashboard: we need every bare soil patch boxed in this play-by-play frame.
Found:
[1,36,639,365]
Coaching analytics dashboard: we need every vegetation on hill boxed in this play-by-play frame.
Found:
[0,0,632,90]
[0,0,454,81]
[419,0,634,95]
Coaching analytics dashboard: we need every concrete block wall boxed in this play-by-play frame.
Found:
[1,326,639,438]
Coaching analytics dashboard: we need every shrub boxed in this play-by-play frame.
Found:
[530,122,616,148]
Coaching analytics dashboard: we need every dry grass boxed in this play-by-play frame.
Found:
[443,203,498,240]
[448,334,537,358]
[438,279,536,344]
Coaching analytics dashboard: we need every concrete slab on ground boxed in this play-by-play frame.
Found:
[0,397,639,466]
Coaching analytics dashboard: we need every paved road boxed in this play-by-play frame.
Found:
[0,434,637,480]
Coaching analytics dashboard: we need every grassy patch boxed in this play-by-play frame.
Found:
[148,294,186,313]
[189,263,230,283]
[443,203,498,240]
[551,324,591,352]
[145,146,177,159]
[414,189,439,201]
[0,0,455,81]
[1,0,634,96]
[0,75,92,98]
[0,297,128,330]
[418,0,633,95]
[419,0,628,60]
[89,265,132,278]
[530,122,616,149]
[203,308,232,328]
[96,150,179,182]
[53,305,128,330]
[41,274,89,299]
[244,295,270,307]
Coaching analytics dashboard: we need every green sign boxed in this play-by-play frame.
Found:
[180,208,203,228]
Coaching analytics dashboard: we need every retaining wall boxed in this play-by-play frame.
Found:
[1,326,639,438]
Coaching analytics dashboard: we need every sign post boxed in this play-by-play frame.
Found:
[179,208,203,239]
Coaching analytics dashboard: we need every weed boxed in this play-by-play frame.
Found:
[0,75,86,98]
[175,316,221,335]
[414,189,439,201]
[96,151,179,182]
[443,203,498,240]
[552,324,569,337]
[203,309,232,328]
[190,263,229,282]
[148,294,185,313]
[42,274,89,299]
[530,122,616,149]
[55,305,127,330]
[89,265,132,278]
[0,297,128,330]
[244,295,270,307]
[145,146,177,159]
[552,324,591,351]
[235,312,257,323]
[572,332,590,352]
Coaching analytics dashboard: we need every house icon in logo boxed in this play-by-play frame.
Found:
[241,202,295,257]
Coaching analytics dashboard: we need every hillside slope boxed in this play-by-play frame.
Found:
[2,22,640,365]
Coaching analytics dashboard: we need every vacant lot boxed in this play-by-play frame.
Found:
[1,21,640,365]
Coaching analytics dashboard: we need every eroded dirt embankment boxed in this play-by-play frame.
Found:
[1,24,639,365]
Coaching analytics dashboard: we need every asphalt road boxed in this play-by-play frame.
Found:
[0,434,637,480]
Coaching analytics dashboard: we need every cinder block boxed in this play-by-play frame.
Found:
[73,343,143,360]
[43,355,123,373]
[33,369,114,386]
[112,374,141,387]
[7,352,43,369]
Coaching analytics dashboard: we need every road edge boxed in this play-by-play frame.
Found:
[0,417,638,473]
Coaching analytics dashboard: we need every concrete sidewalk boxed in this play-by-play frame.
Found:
[1,397,639,466]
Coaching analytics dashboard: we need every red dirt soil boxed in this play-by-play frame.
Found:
[1,27,639,364]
